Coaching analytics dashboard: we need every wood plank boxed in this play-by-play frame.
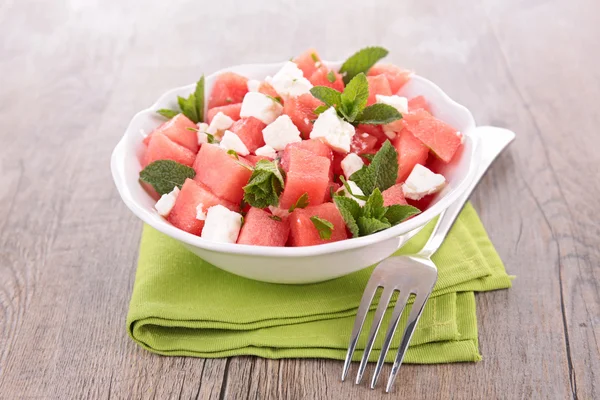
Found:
[0,0,597,398]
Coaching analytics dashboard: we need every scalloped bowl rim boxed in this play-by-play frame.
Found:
[111,60,480,258]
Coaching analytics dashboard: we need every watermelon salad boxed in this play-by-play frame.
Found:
[138,46,463,247]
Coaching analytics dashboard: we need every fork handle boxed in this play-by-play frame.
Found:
[418,126,516,258]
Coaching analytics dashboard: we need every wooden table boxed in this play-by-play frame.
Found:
[1,0,598,398]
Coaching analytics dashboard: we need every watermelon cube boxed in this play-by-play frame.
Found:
[207,103,242,124]
[351,129,379,155]
[145,114,199,153]
[229,117,267,153]
[382,184,408,206]
[193,144,253,204]
[393,129,429,183]
[366,75,392,105]
[208,72,248,109]
[294,48,322,78]
[289,203,348,246]
[356,123,388,145]
[402,109,462,163]
[283,93,323,139]
[408,96,431,113]
[279,147,331,210]
[280,139,333,172]
[237,207,290,246]
[368,64,412,93]
[143,133,196,168]
[309,66,344,92]
[167,179,238,236]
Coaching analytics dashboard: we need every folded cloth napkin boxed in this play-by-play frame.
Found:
[127,203,512,364]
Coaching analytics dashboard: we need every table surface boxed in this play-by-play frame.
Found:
[1,0,598,398]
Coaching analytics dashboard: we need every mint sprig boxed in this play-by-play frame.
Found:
[350,140,399,195]
[310,72,401,125]
[156,75,205,123]
[339,46,389,84]
[334,189,420,238]
[288,192,309,212]
[243,160,285,208]
[139,160,196,195]
[327,70,336,83]
[310,216,334,240]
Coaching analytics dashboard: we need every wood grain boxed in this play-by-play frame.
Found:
[0,0,598,398]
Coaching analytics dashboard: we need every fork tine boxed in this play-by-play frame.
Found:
[385,291,432,393]
[369,290,411,389]
[341,278,380,381]
[355,286,396,385]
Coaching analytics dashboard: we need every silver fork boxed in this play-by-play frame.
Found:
[341,126,516,392]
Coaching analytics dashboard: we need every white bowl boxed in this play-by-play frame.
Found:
[111,61,482,284]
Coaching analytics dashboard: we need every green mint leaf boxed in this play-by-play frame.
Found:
[266,94,283,104]
[227,149,239,159]
[178,94,199,123]
[309,86,342,108]
[363,188,386,220]
[355,103,402,125]
[311,52,319,62]
[327,70,336,83]
[350,140,398,195]
[339,46,389,84]
[206,133,216,144]
[314,105,329,115]
[288,192,309,212]
[385,204,421,225]
[310,216,334,240]
[157,109,179,119]
[333,195,361,238]
[139,160,196,195]
[243,160,285,208]
[357,216,391,236]
[339,73,369,122]
[269,215,282,222]
[194,75,205,123]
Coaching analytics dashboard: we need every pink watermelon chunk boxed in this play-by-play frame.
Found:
[368,64,412,93]
[356,124,388,145]
[294,48,322,78]
[237,207,290,246]
[289,203,348,246]
[143,114,199,153]
[208,72,248,109]
[366,75,392,105]
[351,129,379,155]
[283,93,323,139]
[280,139,333,172]
[143,133,196,168]
[402,109,462,163]
[229,117,267,153]
[408,96,431,113]
[193,144,253,204]
[309,66,344,92]
[168,179,238,236]
[393,129,429,183]
[207,103,242,124]
[382,184,408,206]
[279,147,331,210]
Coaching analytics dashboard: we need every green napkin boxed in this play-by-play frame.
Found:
[127,203,512,363]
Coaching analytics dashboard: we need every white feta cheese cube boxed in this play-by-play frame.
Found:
[196,122,210,144]
[155,187,180,217]
[336,180,366,206]
[376,94,409,114]
[265,61,313,98]
[240,92,283,125]
[341,153,364,179]
[247,79,261,92]
[219,130,250,156]
[206,112,234,136]
[402,164,446,200]
[261,115,302,151]
[195,203,207,221]
[200,205,243,244]
[310,107,356,153]
[255,144,277,159]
